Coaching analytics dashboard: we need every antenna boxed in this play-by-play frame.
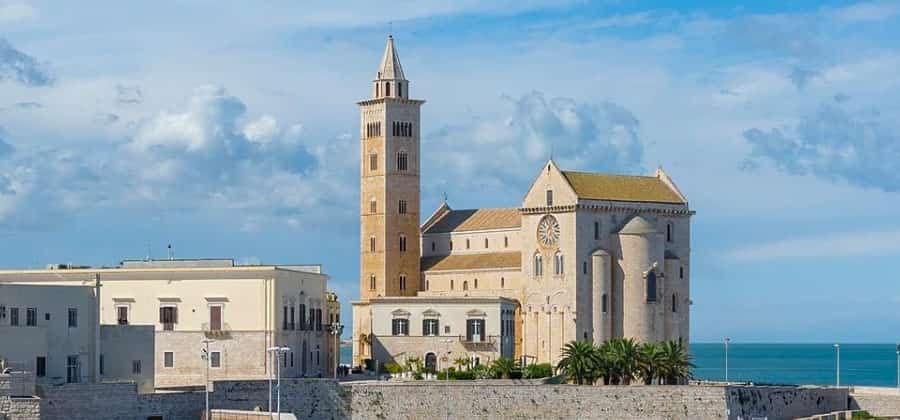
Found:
[167,244,174,261]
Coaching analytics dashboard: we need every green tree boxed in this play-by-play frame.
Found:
[523,363,553,379]
[490,357,517,379]
[453,356,470,371]
[605,338,640,385]
[557,340,601,385]
[638,342,665,385]
[659,340,694,385]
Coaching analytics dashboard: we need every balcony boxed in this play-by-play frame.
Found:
[201,322,231,338]
[458,335,498,350]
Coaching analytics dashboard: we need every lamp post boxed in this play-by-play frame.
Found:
[895,344,899,389]
[724,337,730,383]
[200,339,215,420]
[834,344,841,387]
[267,346,291,419]
[329,322,344,379]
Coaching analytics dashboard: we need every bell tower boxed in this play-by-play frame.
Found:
[358,35,424,299]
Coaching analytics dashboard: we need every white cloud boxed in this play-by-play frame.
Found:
[0,1,36,24]
[827,1,900,23]
[726,229,900,262]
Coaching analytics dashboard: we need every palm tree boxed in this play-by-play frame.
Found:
[490,357,517,379]
[453,356,470,371]
[659,340,694,385]
[557,340,601,385]
[606,338,640,385]
[638,342,665,385]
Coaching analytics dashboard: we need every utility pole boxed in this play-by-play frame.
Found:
[201,339,215,420]
[329,322,344,378]
[834,343,841,387]
[724,337,730,383]
[895,344,899,389]
[267,346,290,418]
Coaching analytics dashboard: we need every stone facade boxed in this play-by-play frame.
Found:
[0,380,856,420]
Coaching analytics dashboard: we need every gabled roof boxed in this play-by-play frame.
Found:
[561,170,686,204]
[422,208,521,234]
[376,35,405,80]
[421,252,521,272]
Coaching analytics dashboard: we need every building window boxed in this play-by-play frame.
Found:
[601,293,608,313]
[463,280,468,291]
[399,199,407,214]
[399,274,407,291]
[66,308,76,328]
[534,253,543,277]
[391,318,409,336]
[369,153,378,171]
[444,325,451,334]
[546,190,553,206]
[646,271,657,303]
[450,241,453,250]
[672,293,678,313]
[431,241,436,252]
[116,305,129,325]
[474,278,478,289]
[66,356,80,383]
[209,305,223,331]
[210,352,221,368]
[369,274,376,290]
[594,221,600,240]
[399,234,407,252]
[283,306,289,330]
[397,150,408,171]
[45,313,50,321]
[466,239,470,249]
[290,351,295,367]
[308,308,315,330]
[385,82,391,97]
[450,279,454,290]
[680,266,684,279]
[466,319,485,342]
[667,223,673,242]
[376,83,379,97]
[316,308,323,331]
[425,280,429,290]
[27,307,37,327]
[484,238,489,248]
[132,360,142,375]
[398,83,403,98]
[299,304,307,330]
[423,319,439,336]
[370,236,376,252]
[504,236,508,248]
[501,277,505,288]
[554,252,564,276]
[160,306,177,331]
[370,198,377,214]
[583,261,588,275]
[10,307,18,326]
[36,357,46,377]
[164,352,174,368]
[290,306,296,330]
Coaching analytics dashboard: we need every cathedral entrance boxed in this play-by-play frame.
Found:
[425,352,437,372]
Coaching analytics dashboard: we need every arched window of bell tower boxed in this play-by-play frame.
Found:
[385,82,391,97]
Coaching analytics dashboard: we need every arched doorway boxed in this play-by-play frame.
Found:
[425,352,437,373]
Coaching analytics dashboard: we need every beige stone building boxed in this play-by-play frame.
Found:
[353,35,695,370]
[0,258,337,391]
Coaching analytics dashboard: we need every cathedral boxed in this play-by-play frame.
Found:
[351,36,694,371]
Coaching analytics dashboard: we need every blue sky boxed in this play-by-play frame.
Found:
[2,1,899,342]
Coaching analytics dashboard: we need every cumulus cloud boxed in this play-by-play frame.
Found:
[741,102,900,192]
[0,38,53,86]
[425,91,643,200]
[0,1,36,24]
[726,228,900,262]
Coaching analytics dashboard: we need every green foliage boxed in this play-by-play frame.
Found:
[453,357,470,371]
[384,362,403,375]
[555,339,693,385]
[450,369,475,380]
[489,357,517,379]
[523,363,554,379]
[470,364,492,379]
[404,356,422,373]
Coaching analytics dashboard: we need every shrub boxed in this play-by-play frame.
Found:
[523,363,553,379]
[385,362,403,375]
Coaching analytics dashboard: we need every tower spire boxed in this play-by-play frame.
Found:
[376,35,405,81]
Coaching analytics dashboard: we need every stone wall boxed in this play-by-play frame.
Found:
[21,380,850,420]
[0,397,41,420]
[849,387,900,417]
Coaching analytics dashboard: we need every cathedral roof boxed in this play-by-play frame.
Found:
[421,252,521,272]
[423,208,521,234]
[376,35,405,80]
[561,170,686,204]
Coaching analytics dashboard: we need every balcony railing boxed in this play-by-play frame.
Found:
[458,335,499,348]
[201,322,231,337]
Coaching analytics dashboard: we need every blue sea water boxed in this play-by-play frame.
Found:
[343,343,900,387]
[692,343,900,387]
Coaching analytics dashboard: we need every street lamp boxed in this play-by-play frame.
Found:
[200,339,215,420]
[833,344,841,387]
[328,322,344,379]
[724,337,730,383]
[267,346,291,419]
[895,344,899,389]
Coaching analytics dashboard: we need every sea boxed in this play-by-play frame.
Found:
[341,343,900,387]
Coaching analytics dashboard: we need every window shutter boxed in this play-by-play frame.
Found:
[173,307,178,324]
[466,320,473,342]
[159,307,165,323]
[422,320,428,336]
